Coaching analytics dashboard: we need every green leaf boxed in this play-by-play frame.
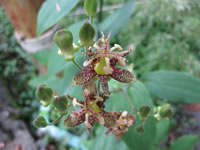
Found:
[106,81,156,150]
[32,49,51,65]
[124,117,157,150]
[170,135,199,150]
[155,120,170,143]
[100,0,136,37]
[143,71,200,103]
[90,127,128,150]
[37,0,79,35]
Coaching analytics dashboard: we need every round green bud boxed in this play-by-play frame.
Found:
[135,124,144,133]
[84,0,97,17]
[54,29,79,61]
[54,29,73,50]
[79,21,95,47]
[139,105,151,120]
[159,104,173,119]
[33,116,47,128]
[35,84,53,107]
[52,95,68,114]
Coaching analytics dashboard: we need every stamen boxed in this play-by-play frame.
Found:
[83,59,93,67]
[83,89,90,96]
[97,115,105,125]
[104,67,113,74]
[118,57,126,66]
[110,44,123,51]
[73,98,84,107]
[95,96,104,103]
[84,113,92,128]
[120,111,128,119]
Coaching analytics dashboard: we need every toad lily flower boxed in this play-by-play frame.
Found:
[64,81,136,138]
[72,32,136,96]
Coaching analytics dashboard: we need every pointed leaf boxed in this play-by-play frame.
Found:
[143,71,200,103]
[100,0,136,37]
[170,135,199,150]
[37,0,79,35]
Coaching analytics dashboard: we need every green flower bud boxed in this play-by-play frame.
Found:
[159,104,173,119]
[139,105,151,120]
[52,95,68,114]
[54,29,79,61]
[135,124,144,133]
[35,84,53,107]
[33,116,47,128]
[79,21,95,47]
[84,0,97,17]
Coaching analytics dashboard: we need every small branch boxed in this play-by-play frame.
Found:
[121,89,135,113]
[47,114,65,126]
[72,59,82,70]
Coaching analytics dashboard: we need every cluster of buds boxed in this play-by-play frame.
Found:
[34,0,173,139]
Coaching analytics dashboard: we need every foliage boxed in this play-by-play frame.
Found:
[118,0,200,77]
[1,0,200,150]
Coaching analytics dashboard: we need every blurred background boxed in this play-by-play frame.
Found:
[0,0,200,150]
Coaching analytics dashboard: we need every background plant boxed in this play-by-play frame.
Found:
[1,0,200,150]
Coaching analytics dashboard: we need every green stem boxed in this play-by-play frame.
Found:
[72,59,82,70]
[47,114,65,126]
[91,16,94,25]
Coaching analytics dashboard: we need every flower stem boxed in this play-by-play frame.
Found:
[47,114,65,126]
[121,89,135,113]
[72,59,82,70]
[91,16,94,25]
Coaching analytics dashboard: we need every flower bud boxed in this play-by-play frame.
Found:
[52,95,68,114]
[33,116,47,128]
[79,21,95,47]
[35,84,53,107]
[138,105,151,120]
[135,124,144,133]
[54,29,79,61]
[84,0,97,17]
[159,104,173,119]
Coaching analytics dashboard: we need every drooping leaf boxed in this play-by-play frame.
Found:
[143,71,200,103]
[37,0,79,35]
[100,0,136,37]
[170,135,199,150]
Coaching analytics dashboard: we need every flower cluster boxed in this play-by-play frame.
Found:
[63,32,136,138]
[34,0,138,139]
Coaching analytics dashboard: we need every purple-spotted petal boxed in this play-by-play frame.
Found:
[72,67,96,85]
[83,80,97,97]
[64,109,86,127]
[111,68,136,83]
[98,75,110,96]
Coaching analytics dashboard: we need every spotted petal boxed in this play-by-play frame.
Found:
[83,80,97,97]
[98,75,110,96]
[72,67,96,85]
[64,109,86,127]
[111,68,136,83]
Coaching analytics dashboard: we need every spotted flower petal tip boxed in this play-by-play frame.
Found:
[72,67,96,85]
[111,68,136,83]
